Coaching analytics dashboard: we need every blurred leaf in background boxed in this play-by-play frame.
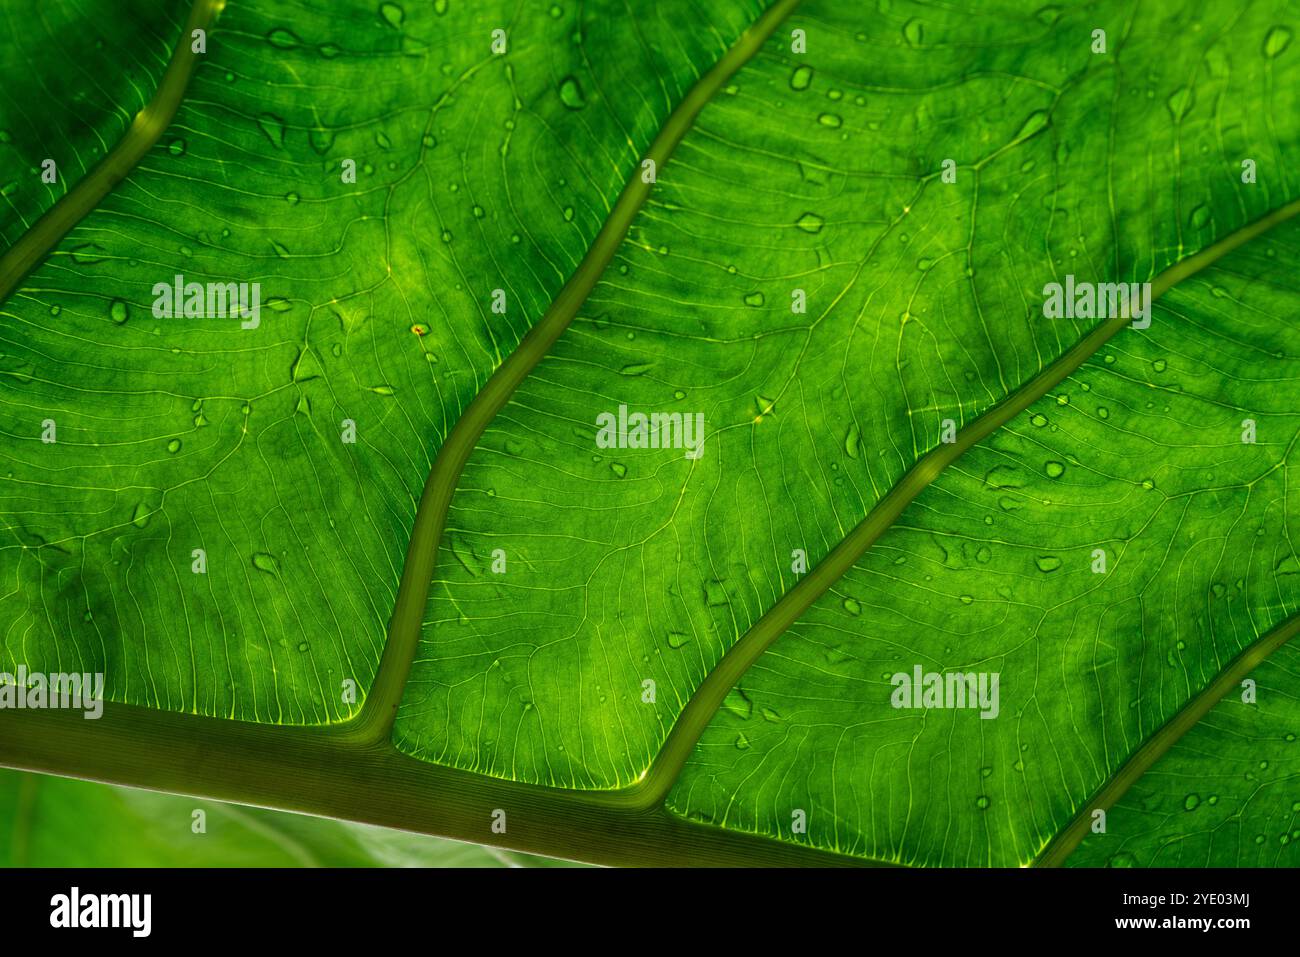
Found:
[0,769,582,867]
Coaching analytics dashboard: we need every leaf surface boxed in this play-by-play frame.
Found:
[0,0,1298,868]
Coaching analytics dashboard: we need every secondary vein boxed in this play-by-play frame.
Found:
[0,0,223,303]
[630,196,1300,806]
[356,0,805,741]
[1034,609,1300,867]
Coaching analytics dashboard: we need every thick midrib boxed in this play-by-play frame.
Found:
[1033,610,1300,867]
[0,0,225,302]
[631,196,1300,803]
[355,0,805,738]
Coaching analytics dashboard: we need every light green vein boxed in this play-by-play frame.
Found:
[631,195,1300,806]
[0,0,224,302]
[1034,609,1300,867]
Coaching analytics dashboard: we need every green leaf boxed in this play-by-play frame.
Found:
[1068,644,1300,867]
[667,217,1300,865]
[1,0,1299,869]
[0,0,773,722]
[0,0,180,250]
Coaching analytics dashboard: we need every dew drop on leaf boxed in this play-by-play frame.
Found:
[723,687,753,720]
[256,113,287,148]
[267,27,301,49]
[789,65,813,91]
[1035,555,1063,572]
[558,75,586,110]
[1166,86,1194,121]
[795,212,824,233]
[1264,25,1292,58]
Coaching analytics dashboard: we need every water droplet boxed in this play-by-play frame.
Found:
[1189,204,1210,229]
[370,384,396,396]
[817,112,842,128]
[842,597,861,616]
[1045,461,1065,479]
[167,138,187,157]
[257,113,287,148]
[297,641,309,652]
[71,243,108,265]
[795,212,824,234]
[131,503,151,528]
[959,594,974,605]
[1184,793,1200,811]
[1106,851,1137,868]
[666,632,690,649]
[975,795,990,810]
[734,733,750,750]
[743,291,765,307]
[1264,26,1292,58]
[267,28,301,49]
[252,552,280,575]
[844,424,860,458]
[1035,555,1063,572]
[379,2,404,27]
[903,18,924,46]
[109,299,129,324]
[309,127,335,154]
[166,439,181,454]
[1015,110,1049,141]
[434,0,449,13]
[1035,5,1061,25]
[790,65,813,91]
[1166,87,1193,121]
[1029,412,1048,427]
[723,688,753,719]
[318,43,341,59]
[619,362,653,376]
[610,462,626,478]
[559,75,586,110]
[285,191,300,205]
